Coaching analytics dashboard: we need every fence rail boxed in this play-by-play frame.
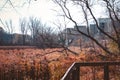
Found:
[61,61,120,80]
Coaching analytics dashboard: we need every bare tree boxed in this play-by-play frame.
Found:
[37,26,59,48]
[28,17,41,45]
[52,0,120,56]
[5,19,14,34]
[27,16,59,48]
[103,0,120,52]
[19,18,28,45]
[4,19,14,44]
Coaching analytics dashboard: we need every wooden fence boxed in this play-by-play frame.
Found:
[61,61,120,80]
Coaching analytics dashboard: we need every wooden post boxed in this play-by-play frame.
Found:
[104,65,109,80]
[72,65,80,80]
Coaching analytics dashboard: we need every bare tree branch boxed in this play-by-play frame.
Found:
[0,0,9,11]
[53,0,120,56]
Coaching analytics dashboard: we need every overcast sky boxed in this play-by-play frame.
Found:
[0,0,107,33]
[0,0,58,33]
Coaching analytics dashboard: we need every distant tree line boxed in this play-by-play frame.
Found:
[0,26,31,46]
[0,17,61,48]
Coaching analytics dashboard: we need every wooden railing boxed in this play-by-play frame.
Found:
[61,61,120,80]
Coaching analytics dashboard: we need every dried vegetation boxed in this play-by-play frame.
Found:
[0,47,119,80]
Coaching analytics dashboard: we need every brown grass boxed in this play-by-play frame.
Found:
[0,47,119,80]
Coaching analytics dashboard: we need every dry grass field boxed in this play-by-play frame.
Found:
[0,46,120,80]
